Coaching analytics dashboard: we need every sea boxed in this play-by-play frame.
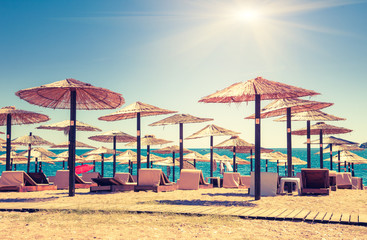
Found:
[1,148,367,185]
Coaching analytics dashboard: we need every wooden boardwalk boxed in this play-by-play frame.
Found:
[0,203,366,226]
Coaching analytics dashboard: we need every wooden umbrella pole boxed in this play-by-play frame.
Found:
[352,163,355,176]
[179,123,183,172]
[35,158,38,173]
[338,151,341,172]
[277,160,279,174]
[93,160,95,172]
[307,120,311,168]
[233,146,236,172]
[266,159,268,172]
[329,144,333,170]
[113,135,117,177]
[255,94,261,201]
[6,114,11,171]
[26,132,32,173]
[250,148,253,172]
[172,151,175,182]
[63,160,65,170]
[136,112,141,185]
[101,153,104,177]
[68,90,77,197]
[146,145,150,168]
[287,108,292,177]
[319,129,323,169]
[210,136,214,178]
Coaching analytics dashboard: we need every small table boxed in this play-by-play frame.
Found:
[205,177,221,187]
[279,177,301,195]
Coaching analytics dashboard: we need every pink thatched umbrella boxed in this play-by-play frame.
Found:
[98,101,177,184]
[0,106,49,171]
[149,114,213,171]
[199,76,319,200]
[16,78,124,197]
[88,130,136,176]
[186,124,239,178]
[275,110,345,168]
[37,120,102,134]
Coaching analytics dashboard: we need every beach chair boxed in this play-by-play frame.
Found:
[28,172,49,184]
[335,172,353,189]
[301,168,329,195]
[48,176,56,184]
[134,168,177,193]
[114,172,135,183]
[222,172,246,189]
[249,172,279,196]
[54,170,95,190]
[177,169,212,190]
[0,171,56,192]
[352,177,363,190]
[82,172,102,183]
[90,176,136,192]
[240,175,251,189]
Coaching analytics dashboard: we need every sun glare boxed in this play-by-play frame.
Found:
[235,9,261,22]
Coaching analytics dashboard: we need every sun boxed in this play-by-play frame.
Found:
[235,9,261,22]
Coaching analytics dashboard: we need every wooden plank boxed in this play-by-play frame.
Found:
[199,206,228,215]
[329,213,342,223]
[247,208,269,218]
[314,212,327,222]
[322,212,333,223]
[217,207,250,216]
[266,208,288,219]
[276,209,296,219]
[285,209,303,220]
[293,210,311,221]
[305,211,319,222]
[358,214,367,226]
[239,208,263,218]
[190,206,218,215]
[340,213,350,224]
[256,209,279,219]
[227,207,255,217]
[349,214,359,225]
[167,205,202,214]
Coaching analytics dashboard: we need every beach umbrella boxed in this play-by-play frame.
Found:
[75,164,94,174]
[16,78,124,196]
[0,106,49,172]
[310,136,357,171]
[125,134,172,168]
[0,151,27,170]
[326,150,367,176]
[37,120,101,135]
[50,140,95,149]
[153,145,192,181]
[12,133,54,173]
[181,151,207,168]
[82,146,115,177]
[53,151,84,170]
[214,135,253,172]
[246,98,332,182]
[17,147,57,172]
[98,101,177,184]
[88,130,136,176]
[199,76,319,200]
[186,124,239,178]
[149,114,213,171]
[275,110,345,168]
[293,122,352,169]
[112,150,146,174]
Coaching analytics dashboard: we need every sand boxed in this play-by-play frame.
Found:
[0,188,366,239]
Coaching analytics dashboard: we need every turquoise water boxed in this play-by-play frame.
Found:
[1,148,366,185]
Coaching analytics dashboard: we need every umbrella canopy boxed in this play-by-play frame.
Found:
[198,76,319,200]
[88,130,136,176]
[82,146,115,156]
[275,110,346,168]
[125,135,172,147]
[309,136,357,145]
[186,124,240,140]
[37,120,101,134]
[0,106,50,171]
[98,101,177,183]
[50,141,95,149]
[16,78,124,197]
[75,164,94,174]
[326,151,367,163]
[19,147,57,158]
[317,144,363,153]
[154,157,180,166]
[182,151,206,161]
[149,113,213,171]
[54,151,84,162]
[153,145,192,154]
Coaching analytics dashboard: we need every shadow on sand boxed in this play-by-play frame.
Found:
[153,199,257,207]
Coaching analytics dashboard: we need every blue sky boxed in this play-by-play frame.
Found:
[1,0,367,149]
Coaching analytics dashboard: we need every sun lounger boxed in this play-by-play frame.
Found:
[0,171,56,192]
[301,168,329,195]
[249,172,279,196]
[240,175,251,189]
[177,169,212,190]
[336,172,353,189]
[28,172,49,184]
[114,172,135,183]
[48,176,55,184]
[90,177,136,192]
[352,177,363,190]
[82,172,102,183]
[54,170,95,190]
[134,168,177,193]
[223,172,246,189]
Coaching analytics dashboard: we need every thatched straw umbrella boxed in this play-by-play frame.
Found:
[149,114,213,171]
[125,135,172,168]
[326,150,367,176]
[181,151,207,168]
[12,133,54,173]
[98,101,176,184]
[18,147,57,173]
[0,106,49,171]
[246,98,332,183]
[16,78,123,196]
[233,147,273,173]
[52,151,84,170]
[293,122,352,169]
[275,110,345,168]
[247,152,281,173]
[88,130,136,176]
[152,145,192,181]
[82,146,115,177]
[214,135,253,172]
[199,76,319,200]
[37,120,101,135]
[186,124,239,178]
[310,136,357,171]
[0,151,27,171]
[112,150,141,174]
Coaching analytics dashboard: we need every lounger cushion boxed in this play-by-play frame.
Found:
[138,169,162,186]
[223,172,240,188]
[0,171,37,187]
[336,172,352,189]
[249,172,278,196]
[177,169,200,190]
[82,172,101,183]
[114,173,135,183]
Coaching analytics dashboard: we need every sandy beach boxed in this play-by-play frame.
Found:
[0,188,366,240]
